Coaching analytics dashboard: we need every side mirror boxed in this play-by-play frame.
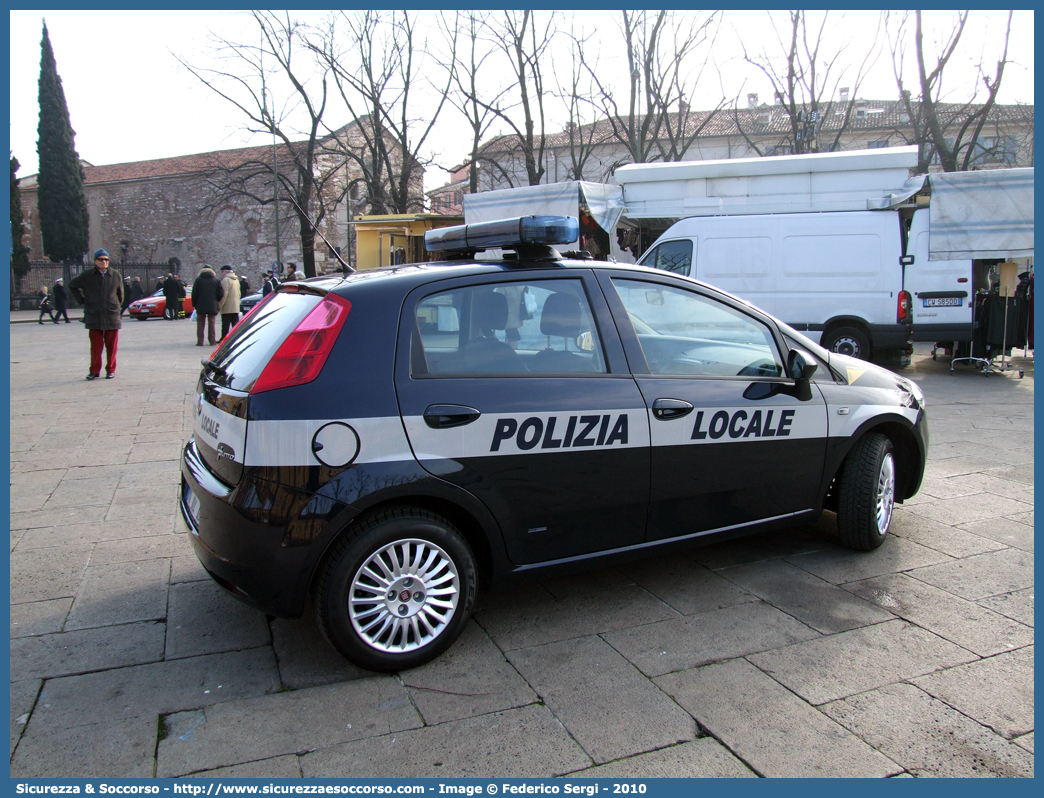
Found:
[787,348,818,381]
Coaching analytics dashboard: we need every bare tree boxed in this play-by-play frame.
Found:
[735,10,879,157]
[554,21,612,182]
[178,11,337,277]
[887,10,1014,172]
[435,11,508,194]
[320,10,453,213]
[481,11,558,187]
[581,11,724,172]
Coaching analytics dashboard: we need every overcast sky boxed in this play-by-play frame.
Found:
[9,9,1034,191]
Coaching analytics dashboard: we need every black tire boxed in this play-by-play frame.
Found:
[314,506,477,672]
[822,326,871,360]
[836,433,896,551]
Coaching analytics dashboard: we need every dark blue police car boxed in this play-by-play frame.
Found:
[181,215,928,671]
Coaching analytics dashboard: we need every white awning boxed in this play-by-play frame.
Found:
[928,168,1034,261]
[463,181,625,240]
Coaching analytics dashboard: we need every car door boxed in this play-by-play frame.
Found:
[395,271,651,565]
[598,271,829,541]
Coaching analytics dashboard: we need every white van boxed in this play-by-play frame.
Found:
[637,208,972,359]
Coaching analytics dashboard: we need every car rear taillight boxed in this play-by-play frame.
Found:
[897,290,912,324]
[250,294,352,394]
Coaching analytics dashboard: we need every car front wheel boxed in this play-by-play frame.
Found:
[314,507,477,672]
[836,433,896,551]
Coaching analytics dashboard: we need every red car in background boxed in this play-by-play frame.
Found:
[128,289,194,320]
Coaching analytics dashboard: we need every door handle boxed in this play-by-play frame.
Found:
[652,398,694,420]
[423,404,481,429]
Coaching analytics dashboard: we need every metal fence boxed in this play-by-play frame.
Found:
[10,261,184,310]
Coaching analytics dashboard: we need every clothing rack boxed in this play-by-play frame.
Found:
[944,279,1030,378]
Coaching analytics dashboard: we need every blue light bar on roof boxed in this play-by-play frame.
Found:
[425,215,579,253]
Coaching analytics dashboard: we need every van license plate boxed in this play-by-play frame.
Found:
[923,297,962,307]
[186,488,201,525]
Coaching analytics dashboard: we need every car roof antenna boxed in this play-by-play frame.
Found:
[284,194,356,275]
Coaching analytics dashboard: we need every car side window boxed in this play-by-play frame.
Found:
[612,278,784,378]
[642,240,693,276]
[413,280,608,376]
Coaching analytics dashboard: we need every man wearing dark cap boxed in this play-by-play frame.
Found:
[218,265,242,341]
[52,277,70,323]
[69,249,123,380]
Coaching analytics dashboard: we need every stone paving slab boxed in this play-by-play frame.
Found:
[602,600,819,677]
[10,598,72,638]
[719,559,894,634]
[507,635,696,764]
[978,588,1034,627]
[911,646,1034,739]
[29,647,281,728]
[187,755,303,778]
[11,716,158,778]
[843,573,1034,657]
[301,705,590,778]
[822,682,1034,777]
[10,679,40,756]
[958,517,1034,552]
[157,677,422,777]
[908,547,1035,600]
[401,622,537,726]
[655,658,900,778]
[1013,733,1034,755]
[270,614,372,690]
[887,513,1007,558]
[165,580,272,659]
[10,621,166,681]
[474,580,678,651]
[10,544,93,604]
[747,619,976,705]
[65,558,172,630]
[568,738,756,778]
[785,534,954,585]
[618,554,759,615]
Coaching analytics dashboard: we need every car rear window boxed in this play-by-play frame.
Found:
[205,291,324,392]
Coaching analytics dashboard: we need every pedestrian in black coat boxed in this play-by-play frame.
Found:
[52,278,70,323]
[69,249,123,379]
[190,267,225,346]
[162,273,180,320]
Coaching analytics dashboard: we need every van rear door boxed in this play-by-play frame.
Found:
[906,209,974,342]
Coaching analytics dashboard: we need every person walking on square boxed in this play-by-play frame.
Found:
[162,273,180,320]
[129,276,144,303]
[191,266,224,347]
[218,265,241,341]
[69,249,122,379]
[52,277,70,323]
[120,276,132,317]
[37,285,55,323]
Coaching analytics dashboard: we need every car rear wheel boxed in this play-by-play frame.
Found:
[314,507,477,672]
[836,433,895,551]
[822,326,870,360]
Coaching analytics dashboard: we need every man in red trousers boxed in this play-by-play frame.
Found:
[69,249,123,380]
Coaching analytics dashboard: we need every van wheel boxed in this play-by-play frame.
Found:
[836,433,896,551]
[822,327,870,360]
[314,507,477,672]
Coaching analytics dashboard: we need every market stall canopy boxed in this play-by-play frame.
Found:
[927,168,1034,261]
[463,181,626,240]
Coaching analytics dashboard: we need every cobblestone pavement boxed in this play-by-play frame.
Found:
[9,318,1034,778]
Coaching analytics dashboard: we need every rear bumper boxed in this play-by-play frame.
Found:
[912,323,975,343]
[180,438,348,618]
[867,324,914,350]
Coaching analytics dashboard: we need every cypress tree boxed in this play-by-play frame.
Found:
[36,22,89,264]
